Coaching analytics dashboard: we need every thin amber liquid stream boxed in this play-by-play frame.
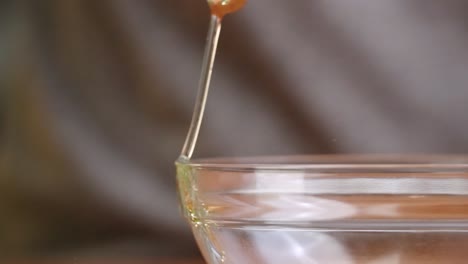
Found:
[180,0,247,160]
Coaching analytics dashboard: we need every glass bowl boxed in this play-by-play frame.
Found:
[176,155,468,264]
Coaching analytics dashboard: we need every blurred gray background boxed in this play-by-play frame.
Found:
[2,0,468,259]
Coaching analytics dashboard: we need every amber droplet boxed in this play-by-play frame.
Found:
[208,0,247,18]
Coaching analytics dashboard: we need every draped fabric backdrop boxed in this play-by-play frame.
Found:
[2,0,468,257]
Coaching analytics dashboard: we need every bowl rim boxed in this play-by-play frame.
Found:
[176,154,468,172]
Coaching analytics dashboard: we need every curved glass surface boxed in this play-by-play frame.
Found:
[176,155,468,263]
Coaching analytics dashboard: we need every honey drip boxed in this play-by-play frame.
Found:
[208,0,247,18]
[179,0,247,160]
